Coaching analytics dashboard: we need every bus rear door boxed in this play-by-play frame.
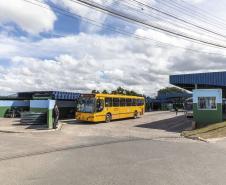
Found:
[112,98,120,119]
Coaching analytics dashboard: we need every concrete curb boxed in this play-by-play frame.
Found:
[205,137,226,143]
[56,122,63,131]
[183,135,209,143]
[0,122,63,134]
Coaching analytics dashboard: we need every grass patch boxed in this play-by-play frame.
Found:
[182,121,226,139]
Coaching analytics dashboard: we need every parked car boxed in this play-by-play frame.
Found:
[185,110,193,118]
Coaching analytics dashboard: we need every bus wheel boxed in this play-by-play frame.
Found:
[105,114,111,123]
[134,111,138,119]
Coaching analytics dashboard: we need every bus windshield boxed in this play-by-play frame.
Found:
[77,97,95,113]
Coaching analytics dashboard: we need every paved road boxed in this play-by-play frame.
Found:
[1,139,226,185]
[61,111,192,139]
[1,111,225,185]
[0,112,192,160]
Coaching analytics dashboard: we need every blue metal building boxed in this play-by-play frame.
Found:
[170,72,226,126]
[170,71,226,92]
[17,91,80,100]
[147,92,192,111]
[17,91,81,119]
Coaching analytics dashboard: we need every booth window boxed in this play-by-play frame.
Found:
[198,97,217,110]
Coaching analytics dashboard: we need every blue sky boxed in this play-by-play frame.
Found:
[0,0,226,95]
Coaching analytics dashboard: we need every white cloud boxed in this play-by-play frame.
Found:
[0,0,226,97]
[0,32,171,95]
[1,30,226,96]
[51,0,156,32]
[51,0,115,32]
[0,0,57,34]
[182,0,206,4]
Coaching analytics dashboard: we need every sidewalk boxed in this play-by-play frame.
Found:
[0,118,53,133]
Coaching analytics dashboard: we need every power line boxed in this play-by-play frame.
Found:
[159,0,226,44]
[24,0,226,49]
[68,0,226,49]
[114,0,226,44]
[157,0,226,32]
[156,3,226,42]
[130,0,226,40]
[179,0,226,25]
[19,0,226,57]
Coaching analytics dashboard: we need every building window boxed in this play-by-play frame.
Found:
[198,97,217,110]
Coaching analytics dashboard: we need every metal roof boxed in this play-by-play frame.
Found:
[170,71,226,91]
[146,93,191,104]
[17,91,80,101]
[157,92,192,100]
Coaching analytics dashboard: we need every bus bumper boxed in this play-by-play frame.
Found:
[76,113,95,122]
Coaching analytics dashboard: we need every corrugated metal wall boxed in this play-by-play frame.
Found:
[170,71,226,87]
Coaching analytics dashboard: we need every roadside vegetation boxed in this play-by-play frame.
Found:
[158,87,187,94]
[182,121,226,139]
[91,86,143,96]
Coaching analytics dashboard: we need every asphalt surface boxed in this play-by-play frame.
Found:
[61,111,192,139]
[1,139,226,185]
[0,112,226,185]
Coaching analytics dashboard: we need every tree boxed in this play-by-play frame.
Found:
[112,86,126,95]
[102,89,108,94]
[111,90,117,94]
[92,87,143,97]
[158,87,186,95]
[91,90,100,94]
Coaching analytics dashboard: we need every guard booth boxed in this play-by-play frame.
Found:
[170,71,226,128]
[193,89,222,128]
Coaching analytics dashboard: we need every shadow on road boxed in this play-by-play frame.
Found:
[61,119,97,125]
[11,119,47,130]
[61,117,137,125]
[136,115,192,133]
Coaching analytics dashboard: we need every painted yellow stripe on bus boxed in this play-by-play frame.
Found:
[95,112,135,117]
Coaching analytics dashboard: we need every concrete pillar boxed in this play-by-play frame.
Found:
[192,121,196,130]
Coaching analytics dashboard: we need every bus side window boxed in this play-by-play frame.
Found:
[141,99,145,106]
[120,98,126,106]
[126,98,132,106]
[137,99,141,106]
[105,98,112,107]
[113,98,120,107]
[137,99,144,106]
[132,99,137,106]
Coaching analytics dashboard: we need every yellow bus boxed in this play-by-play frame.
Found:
[76,94,145,122]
